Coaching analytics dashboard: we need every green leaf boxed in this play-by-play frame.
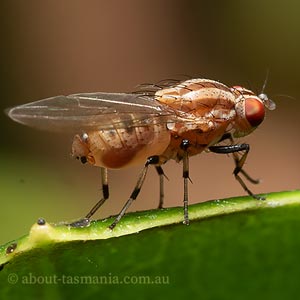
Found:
[0,190,300,299]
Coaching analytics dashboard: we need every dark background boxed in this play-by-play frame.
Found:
[1,0,299,244]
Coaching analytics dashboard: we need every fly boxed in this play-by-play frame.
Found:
[6,78,276,229]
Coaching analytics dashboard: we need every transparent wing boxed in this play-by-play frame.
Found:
[6,92,177,132]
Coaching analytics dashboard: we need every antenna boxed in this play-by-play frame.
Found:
[258,69,276,110]
[261,69,269,94]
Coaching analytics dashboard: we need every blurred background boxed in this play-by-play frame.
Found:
[1,0,299,244]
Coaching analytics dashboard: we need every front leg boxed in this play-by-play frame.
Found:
[209,143,264,200]
[217,133,260,184]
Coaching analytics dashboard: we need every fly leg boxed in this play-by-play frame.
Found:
[155,166,168,209]
[85,167,109,218]
[109,156,159,230]
[217,133,260,184]
[70,167,109,227]
[209,143,264,200]
[181,139,191,225]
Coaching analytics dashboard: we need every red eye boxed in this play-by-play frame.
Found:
[245,98,265,127]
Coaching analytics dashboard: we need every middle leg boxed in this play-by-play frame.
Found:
[181,139,191,225]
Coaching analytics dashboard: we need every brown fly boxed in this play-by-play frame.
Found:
[6,78,276,229]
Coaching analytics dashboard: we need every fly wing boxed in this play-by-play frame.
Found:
[6,92,176,132]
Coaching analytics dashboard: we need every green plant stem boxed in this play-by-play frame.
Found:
[0,190,299,266]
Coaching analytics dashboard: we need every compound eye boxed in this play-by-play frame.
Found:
[245,97,265,127]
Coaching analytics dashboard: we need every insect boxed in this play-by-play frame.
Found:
[6,78,276,229]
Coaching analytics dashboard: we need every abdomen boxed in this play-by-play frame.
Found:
[72,124,170,169]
